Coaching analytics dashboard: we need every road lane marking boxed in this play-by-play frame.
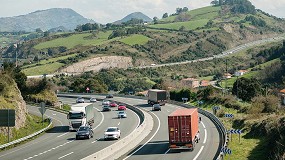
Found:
[58,152,74,159]
[57,132,68,138]
[203,129,207,144]
[118,122,120,126]
[164,149,170,154]
[201,121,206,129]
[123,111,160,160]
[92,107,104,131]
[166,110,170,112]
[193,146,204,160]
[91,140,98,143]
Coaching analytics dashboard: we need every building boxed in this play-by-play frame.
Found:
[181,78,200,88]
[279,89,285,105]
[234,70,247,76]
[223,73,232,79]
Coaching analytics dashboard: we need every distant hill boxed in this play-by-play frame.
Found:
[0,8,95,32]
[113,12,152,24]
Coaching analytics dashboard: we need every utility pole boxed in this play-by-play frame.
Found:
[225,59,228,95]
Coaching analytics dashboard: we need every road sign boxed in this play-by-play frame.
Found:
[212,106,220,110]
[0,109,15,127]
[224,113,234,118]
[228,129,242,134]
[39,102,46,115]
[221,147,232,155]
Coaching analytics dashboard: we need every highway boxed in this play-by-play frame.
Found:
[0,97,140,160]
[73,94,221,160]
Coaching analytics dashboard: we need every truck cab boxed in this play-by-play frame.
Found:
[67,111,86,131]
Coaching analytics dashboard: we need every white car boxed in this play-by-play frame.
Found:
[76,97,84,103]
[117,111,127,118]
[102,99,110,105]
[104,127,121,140]
[90,97,97,103]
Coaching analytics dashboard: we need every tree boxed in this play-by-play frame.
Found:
[176,8,183,14]
[211,0,219,5]
[232,77,262,101]
[182,7,189,12]
[162,13,168,18]
[179,26,186,31]
[153,17,158,24]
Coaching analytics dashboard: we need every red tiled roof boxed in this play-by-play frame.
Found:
[280,89,285,94]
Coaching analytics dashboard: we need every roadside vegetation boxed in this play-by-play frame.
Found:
[0,114,50,146]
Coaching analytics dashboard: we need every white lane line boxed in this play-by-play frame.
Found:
[166,110,170,112]
[123,111,161,160]
[193,146,204,160]
[201,121,206,129]
[58,152,74,159]
[91,140,98,143]
[1,109,65,159]
[203,129,207,144]
[52,113,56,115]
[164,149,170,154]
[57,132,68,138]
[92,107,104,131]
[118,122,120,126]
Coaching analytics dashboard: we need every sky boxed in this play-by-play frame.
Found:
[0,0,284,24]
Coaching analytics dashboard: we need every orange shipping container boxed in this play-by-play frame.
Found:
[168,108,199,149]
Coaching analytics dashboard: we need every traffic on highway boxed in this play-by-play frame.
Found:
[0,94,221,160]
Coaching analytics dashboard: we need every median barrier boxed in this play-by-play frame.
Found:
[57,94,153,160]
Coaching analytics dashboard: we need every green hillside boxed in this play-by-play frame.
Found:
[119,34,151,46]
[34,31,113,49]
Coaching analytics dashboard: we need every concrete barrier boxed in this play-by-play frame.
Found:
[82,108,152,160]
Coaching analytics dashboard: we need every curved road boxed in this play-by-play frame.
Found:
[74,94,220,160]
[0,97,139,160]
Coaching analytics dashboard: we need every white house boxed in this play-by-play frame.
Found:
[234,70,247,76]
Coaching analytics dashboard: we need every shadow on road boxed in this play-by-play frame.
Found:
[128,140,169,155]
[136,104,152,108]
[46,126,69,133]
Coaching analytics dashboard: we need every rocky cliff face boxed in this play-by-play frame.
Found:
[0,74,27,136]
[60,56,133,74]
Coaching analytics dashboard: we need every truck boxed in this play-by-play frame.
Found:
[147,89,167,105]
[67,103,94,131]
[168,108,199,150]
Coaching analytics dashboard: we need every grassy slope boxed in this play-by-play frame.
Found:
[22,54,77,75]
[119,34,151,46]
[34,31,113,49]
[149,19,209,30]
[220,59,280,88]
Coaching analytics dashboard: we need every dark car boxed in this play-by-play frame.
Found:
[106,94,113,98]
[76,126,93,140]
[102,105,111,111]
[152,104,161,111]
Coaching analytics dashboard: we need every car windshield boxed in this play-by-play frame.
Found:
[69,113,84,119]
[78,126,89,131]
[119,104,125,106]
[106,128,117,132]
[118,111,125,114]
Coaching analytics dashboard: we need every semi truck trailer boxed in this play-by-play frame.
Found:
[67,103,94,131]
[168,108,199,150]
[147,89,167,105]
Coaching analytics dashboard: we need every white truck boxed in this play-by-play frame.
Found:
[147,89,167,106]
[67,103,94,131]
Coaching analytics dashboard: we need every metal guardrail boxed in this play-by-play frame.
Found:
[0,118,53,150]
